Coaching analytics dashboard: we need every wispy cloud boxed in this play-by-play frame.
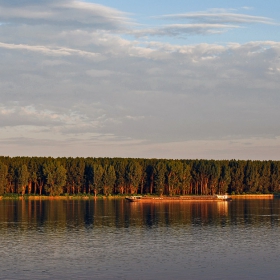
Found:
[0,42,100,58]
[0,0,132,30]
[0,104,89,127]
[132,23,239,37]
[0,1,279,159]
[156,10,275,25]
[135,9,276,38]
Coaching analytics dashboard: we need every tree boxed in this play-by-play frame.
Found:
[258,161,271,194]
[138,159,148,195]
[166,161,183,196]
[181,163,192,195]
[244,161,259,194]
[145,160,156,194]
[66,158,85,194]
[89,164,104,197]
[114,160,127,194]
[0,162,8,195]
[191,160,200,195]
[17,164,29,195]
[154,161,166,196]
[43,161,66,196]
[193,160,211,195]
[208,161,220,195]
[125,161,142,194]
[6,163,16,194]
[229,160,245,194]
[219,163,230,194]
[270,162,280,193]
[102,165,116,196]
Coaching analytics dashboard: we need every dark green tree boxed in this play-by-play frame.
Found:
[208,161,220,195]
[0,162,8,195]
[219,163,230,194]
[66,158,85,194]
[244,161,259,194]
[126,161,142,194]
[17,164,29,195]
[258,161,271,194]
[102,165,116,196]
[154,161,166,196]
[270,162,280,193]
[114,160,127,194]
[229,160,245,194]
[89,164,104,197]
[43,161,67,196]
[180,163,192,195]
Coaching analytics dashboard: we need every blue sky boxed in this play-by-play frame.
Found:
[0,0,279,160]
[90,0,280,44]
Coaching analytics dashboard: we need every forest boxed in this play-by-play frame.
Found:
[0,156,279,196]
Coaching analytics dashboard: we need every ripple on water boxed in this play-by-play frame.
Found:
[0,199,280,279]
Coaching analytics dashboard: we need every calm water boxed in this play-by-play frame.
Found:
[0,198,280,280]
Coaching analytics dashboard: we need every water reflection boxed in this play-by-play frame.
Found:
[0,199,279,231]
[1,199,280,280]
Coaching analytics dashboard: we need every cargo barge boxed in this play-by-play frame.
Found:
[125,195,232,202]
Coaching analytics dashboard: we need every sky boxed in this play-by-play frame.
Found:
[0,0,280,160]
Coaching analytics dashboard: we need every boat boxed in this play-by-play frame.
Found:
[125,195,232,202]
[215,194,232,201]
[125,196,142,202]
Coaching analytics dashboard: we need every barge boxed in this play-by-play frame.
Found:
[125,195,232,202]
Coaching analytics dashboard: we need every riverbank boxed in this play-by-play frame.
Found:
[0,195,125,200]
[0,194,277,200]
[231,194,274,199]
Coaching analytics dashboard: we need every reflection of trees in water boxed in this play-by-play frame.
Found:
[0,199,279,231]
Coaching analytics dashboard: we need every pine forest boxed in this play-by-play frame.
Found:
[0,157,279,196]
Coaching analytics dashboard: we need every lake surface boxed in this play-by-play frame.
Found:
[0,198,280,280]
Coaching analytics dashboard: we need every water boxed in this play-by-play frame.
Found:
[0,198,280,280]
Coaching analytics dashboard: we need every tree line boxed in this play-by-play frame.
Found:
[0,157,279,196]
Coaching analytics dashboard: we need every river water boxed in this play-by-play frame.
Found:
[0,198,279,280]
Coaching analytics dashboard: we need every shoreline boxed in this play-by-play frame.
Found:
[0,195,124,200]
[231,194,274,199]
[0,194,276,200]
